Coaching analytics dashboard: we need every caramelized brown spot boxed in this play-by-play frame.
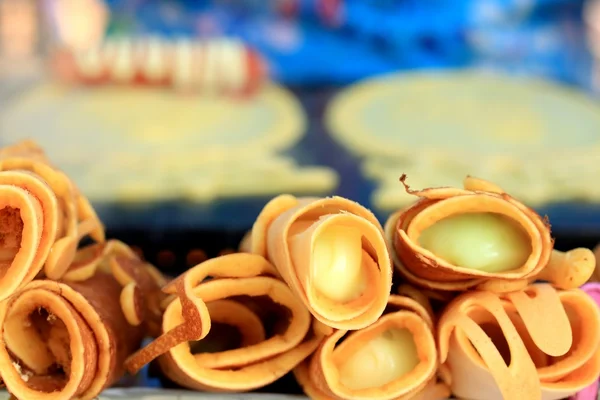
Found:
[0,207,23,275]
[0,207,22,248]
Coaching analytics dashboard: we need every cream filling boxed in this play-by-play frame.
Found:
[418,212,531,273]
[339,328,419,390]
[311,225,366,303]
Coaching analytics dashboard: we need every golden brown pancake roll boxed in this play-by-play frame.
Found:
[293,290,448,400]
[0,170,59,301]
[437,283,600,400]
[240,194,393,330]
[125,253,327,392]
[0,140,105,281]
[385,175,595,292]
[0,272,145,400]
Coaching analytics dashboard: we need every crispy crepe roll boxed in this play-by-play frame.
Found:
[125,253,326,392]
[0,140,105,280]
[241,194,393,330]
[0,272,144,400]
[438,283,600,400]
[62,240,167,338]
[0,170,58,301]
[294,292,448,400]
[385,175,595,292]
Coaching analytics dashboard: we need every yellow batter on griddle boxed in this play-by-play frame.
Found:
[0,82,338,202]
[326,71,600,210]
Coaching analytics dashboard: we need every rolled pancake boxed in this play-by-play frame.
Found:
[0,272,144,400]
[385,175,595,292]
[569,282,600,400]
[0,140,105,280]
[0,170,57,301]
[62,240,167,338]
[438,283,600,400]
[293,293,448,400]
[241,194,392,330]
[125,253,325,392]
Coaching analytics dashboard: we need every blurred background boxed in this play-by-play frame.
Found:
[0,0,599,276]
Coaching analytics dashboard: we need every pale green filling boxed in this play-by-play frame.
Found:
[339,329,419,390]
[418,213,531,273]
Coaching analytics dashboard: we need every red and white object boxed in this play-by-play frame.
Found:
[52,37,268,94]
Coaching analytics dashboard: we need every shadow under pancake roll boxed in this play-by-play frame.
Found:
[0,240,163,400]
[293,285,449,400]
[125,253,327,392]
[385,175,596,293]
[437,283,600,400]
[0,140,105,302]
[240,194,393,330]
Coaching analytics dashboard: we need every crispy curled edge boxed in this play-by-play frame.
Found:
[0,140,105,280]
[124,253,329,392]
[387,175,595,293]
[437,283,600,400]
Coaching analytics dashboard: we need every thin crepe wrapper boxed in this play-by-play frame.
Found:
[61,239,167,338]
[241,194,393,330]
[125,253,326,392]
[386,176,555,292]
[0,140,105,281]
[0,170,59,301]
[437,283,600,400]
[0,272,144,400]
[293,292,449,400]
[569,283,600,400]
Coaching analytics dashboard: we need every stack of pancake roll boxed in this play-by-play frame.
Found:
[1,140,600,400]
[0,140,165,399]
